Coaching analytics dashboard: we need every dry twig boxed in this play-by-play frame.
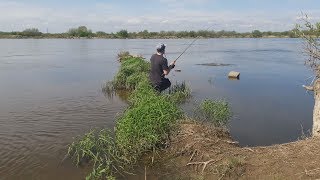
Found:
[243,147,254,152]
[189,150,197,162]
[187,159,221,173]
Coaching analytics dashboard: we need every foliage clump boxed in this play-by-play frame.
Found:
[195,99,231,127]
[21,28,42,37]
[69,53,185,179]
[68,130,125,179]
[104,52,150,91]
[167,81,191,103]
[68,52,233,179]
[68,26,93,38]
[0,27,306,39]
[294,15,320,74]
[115,82,182,163]
[117,51,131,62]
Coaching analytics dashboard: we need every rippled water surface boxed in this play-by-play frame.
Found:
[0,39,314,179]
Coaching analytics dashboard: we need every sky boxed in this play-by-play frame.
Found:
[0,0,320,33]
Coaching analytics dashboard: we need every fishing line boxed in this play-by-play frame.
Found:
[173,26,213,63]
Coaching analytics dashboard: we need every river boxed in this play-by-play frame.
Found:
[0,39,314,179]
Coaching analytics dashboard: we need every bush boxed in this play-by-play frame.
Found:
[116,81,182,162]
[68,26,93,37]
[195,99,231,127]
[20,28,42,37]
[67,129,124,179]
[69,54,185,179]
[252,30,262,38]
[167,81,191,103]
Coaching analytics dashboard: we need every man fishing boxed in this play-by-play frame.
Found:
[149,43,175,92]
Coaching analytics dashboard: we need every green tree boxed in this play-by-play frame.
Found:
[189,31,196,38]
[117,29,129,38]
[67,26,93,37]
[21,28,42,36]
[96,31,107,37]
[316,22,320,36]
[78,26,92,37]
[140,30,149,39]
[68,28,77,36]
[198,30,209,38]
[252,30,262,38]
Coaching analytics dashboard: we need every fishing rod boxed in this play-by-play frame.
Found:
[173,26,212,63]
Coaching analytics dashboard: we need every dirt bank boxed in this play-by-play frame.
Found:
[141,121,320,179]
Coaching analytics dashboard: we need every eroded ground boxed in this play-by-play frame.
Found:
[137,121,320,180]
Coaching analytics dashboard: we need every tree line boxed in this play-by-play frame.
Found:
[0,25,319,39]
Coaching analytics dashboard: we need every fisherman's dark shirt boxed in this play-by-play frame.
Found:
[149,54,169,85]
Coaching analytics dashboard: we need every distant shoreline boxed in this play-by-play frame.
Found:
[0,35,295,39]
[1,27,304,39]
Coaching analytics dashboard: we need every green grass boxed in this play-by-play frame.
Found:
[194,99,232,127]
[117,51,131,62]
[103,53,150,92]
[69,53,184,179]
[216,157,246,179]
[67,129,126,179]
[167,81,191,103]
[68,53,230,179]
[115,82,182,163]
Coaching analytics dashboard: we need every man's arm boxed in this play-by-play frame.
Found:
[163,59,175,75]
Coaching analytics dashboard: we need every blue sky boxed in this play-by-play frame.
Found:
[0,0,319,33]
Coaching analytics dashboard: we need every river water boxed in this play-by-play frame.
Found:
[0,39,314,179]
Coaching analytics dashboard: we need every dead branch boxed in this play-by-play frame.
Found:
[243,147,255,152]
[303,85,314,91]
[225,140,239,145]
[189,150,197,162]
[187,159,221,173]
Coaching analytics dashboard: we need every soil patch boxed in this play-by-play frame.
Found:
[138,121,320,179]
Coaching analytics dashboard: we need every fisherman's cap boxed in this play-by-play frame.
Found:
[156,43,166,52]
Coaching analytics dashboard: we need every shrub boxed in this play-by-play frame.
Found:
[69,54,185,179]
[195,99,231,127]
[167,81,191,103]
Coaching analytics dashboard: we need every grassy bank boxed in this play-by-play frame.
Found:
[67,52,320,179]
[68,52,194,179]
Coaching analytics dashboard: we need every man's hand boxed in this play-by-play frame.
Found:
[169,61,175,69]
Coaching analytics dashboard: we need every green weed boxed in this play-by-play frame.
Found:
[103,54,150,91]
[216,157,246,179]
[116,81,183,162]
[194,99,231,127]
[117,51,131,62]
[69,53,186,179]
[167,81,191,103]
[69,54,233,179]
[67,129,126,179]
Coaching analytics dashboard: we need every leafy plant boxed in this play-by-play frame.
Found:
[116,81,183,162]
[69,53,187,179]
[195,99,232,127]
[68,129,125,179]
[167,81,191,103]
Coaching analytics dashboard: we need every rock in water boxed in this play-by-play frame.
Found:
[228,71,240,79]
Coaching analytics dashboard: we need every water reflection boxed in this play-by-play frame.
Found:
[0,38,314,179]
[103,88,130,103]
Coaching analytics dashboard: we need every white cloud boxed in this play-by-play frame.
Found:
[127,18,142,25]
[0,1,319,33]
